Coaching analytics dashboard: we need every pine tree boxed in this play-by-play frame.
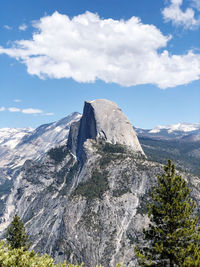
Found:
[6,214,31,250]
[135,159,200,266]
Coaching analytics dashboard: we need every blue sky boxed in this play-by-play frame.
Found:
[0,0,200,129]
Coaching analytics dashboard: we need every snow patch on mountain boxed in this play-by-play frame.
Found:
[0,128,34,149]
[0,112,81,171]
[149,122,200,134]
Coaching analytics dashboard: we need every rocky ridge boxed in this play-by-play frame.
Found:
[0,112,81,217]
[0,112,81,171]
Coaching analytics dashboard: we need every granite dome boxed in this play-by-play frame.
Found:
[67,99,145,160]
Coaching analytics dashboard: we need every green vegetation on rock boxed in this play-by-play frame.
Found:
[73,170,109,200]
[48,146,70,164]
[102,143,126,154]
[59,162,79,196]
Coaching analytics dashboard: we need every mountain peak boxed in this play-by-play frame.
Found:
[67,99,145,160]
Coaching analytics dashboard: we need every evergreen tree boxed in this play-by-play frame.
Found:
[135,159,200,266]
[6,214,30,250]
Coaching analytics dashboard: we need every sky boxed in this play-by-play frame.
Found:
[0,0,200,129]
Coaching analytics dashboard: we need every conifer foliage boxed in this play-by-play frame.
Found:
[135,159,200,266]
[6,214,30,250]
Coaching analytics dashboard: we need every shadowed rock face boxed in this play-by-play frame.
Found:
[68,99,145,161]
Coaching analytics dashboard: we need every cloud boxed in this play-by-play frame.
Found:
[8,107,20,112]
[44,112,54,116]
[1,104,52,115]
[19,24,27,31]
[162,0,200,28]
[0,11,200,89]
[0,107,6,112]
[3,25,12,30]
[22,108,43,114]
[13,99,22,103]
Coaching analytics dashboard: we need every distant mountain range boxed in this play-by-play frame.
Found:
[135,122,200,140]
[134,123,200,176]
[1,121,199,158]
[0,119,199,178]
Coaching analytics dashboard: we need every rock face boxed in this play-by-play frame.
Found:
[68,99,144,161]
[0,112,81,217]
[0,99,199,267]
[1,143,200,267]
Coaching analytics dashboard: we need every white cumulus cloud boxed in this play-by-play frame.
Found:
[22,108,43,114]
[19,24,27,31]
[0,11,200,89]
[8,107,21,112]
[0,107,6,112]
[13,99,22,103]
[162,0,200,28]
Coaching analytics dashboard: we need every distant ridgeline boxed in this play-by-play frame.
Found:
[139,137,200,176]
[134,122,200,176]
